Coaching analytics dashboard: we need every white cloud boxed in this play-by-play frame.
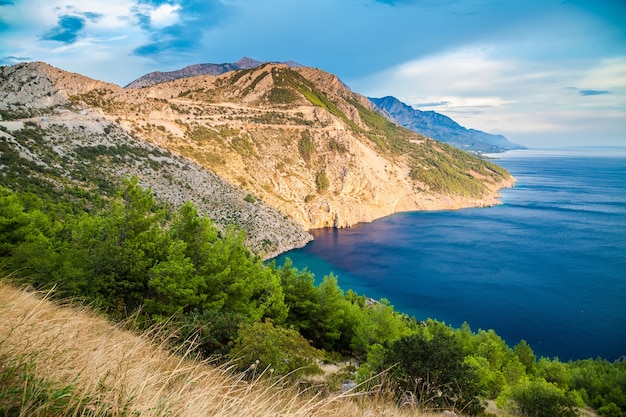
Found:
[577,57,626,90]
[144,3,182,29]
[349,46,626,146]
[12,0,137,30]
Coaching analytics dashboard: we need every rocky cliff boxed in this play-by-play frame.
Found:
[0,61,514,256]
[370,96,525,153]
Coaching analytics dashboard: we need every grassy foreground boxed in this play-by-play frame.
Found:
[0,281,451,417]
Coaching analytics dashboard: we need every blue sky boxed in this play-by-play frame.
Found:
[1,0,625,147]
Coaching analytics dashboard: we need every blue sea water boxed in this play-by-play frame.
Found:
[274,149,626,361]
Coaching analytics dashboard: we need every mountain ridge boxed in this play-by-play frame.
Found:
[370,95,524,153]
[0,60,514,256]
[124,57,304,89]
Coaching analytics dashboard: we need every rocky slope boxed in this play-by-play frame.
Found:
[0,62,311,258]
[370,96,525,153]
[0,61,514,255]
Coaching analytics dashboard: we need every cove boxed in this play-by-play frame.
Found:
[274,149,626,361]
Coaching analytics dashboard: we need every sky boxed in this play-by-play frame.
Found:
[1,0,625,148]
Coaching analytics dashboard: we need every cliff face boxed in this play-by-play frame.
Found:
[370,96,525,153]
[0,61,514,255]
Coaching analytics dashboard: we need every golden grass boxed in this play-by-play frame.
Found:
[0,281,455,417]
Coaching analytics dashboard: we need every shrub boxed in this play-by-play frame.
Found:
[229,320,321,377]
[177,310,247,356]
[268,87,297,104]
[384,326,484,415]
[315,170,329,193]
[509,379,579,417]
[298,131,314,163]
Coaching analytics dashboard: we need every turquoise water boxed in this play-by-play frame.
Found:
[274,149,626,361]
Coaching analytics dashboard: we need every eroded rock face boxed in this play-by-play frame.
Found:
[0,62,121,112]
[0,61,514,256]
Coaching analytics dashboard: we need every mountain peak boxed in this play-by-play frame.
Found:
[234,57,263,68]
[124,58,304,89]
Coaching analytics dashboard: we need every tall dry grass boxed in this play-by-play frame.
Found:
[0,280,455,417]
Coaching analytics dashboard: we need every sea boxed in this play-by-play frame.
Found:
[273,149,626,361]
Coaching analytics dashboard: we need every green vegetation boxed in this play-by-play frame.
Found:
[0,122,168,202]
[0,355,89,416]
[0,108,30,120]
[268,67,358,129]
[347,97,420,154]
[70,88,121,113]
[315,170,330,193]
[1,181,624,416]
[254,67,510,198]
[383,325,483,415]
[230,320,322,377]
[298,130,315,163]
[346,97,510,198]
[0,70,621,414]
[230,135,256,156]
[268,87,298,104]
[189,125,223,143]
[328,137,347,154]
[2,281,365,417]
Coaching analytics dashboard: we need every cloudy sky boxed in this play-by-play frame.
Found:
[1,0,625,148]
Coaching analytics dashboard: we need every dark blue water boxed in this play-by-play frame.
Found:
[275,149,626,361]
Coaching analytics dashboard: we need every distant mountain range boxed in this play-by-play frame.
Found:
[124,57,303,89]
[369,96,524,153]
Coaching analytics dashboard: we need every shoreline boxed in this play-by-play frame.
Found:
[268,174,516,259]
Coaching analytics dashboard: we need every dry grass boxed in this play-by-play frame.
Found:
[0,281,453,417]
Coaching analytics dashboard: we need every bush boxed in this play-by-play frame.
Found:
[315,170,329,193]
[509,379,579,417]
[384,325,484,415]
[229,320,321,378]
[177,310,247,356]
[298,131,314,163]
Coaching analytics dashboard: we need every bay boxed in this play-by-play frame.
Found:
[274,149,626,361]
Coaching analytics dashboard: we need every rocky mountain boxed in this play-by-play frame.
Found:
[0,62,311,258]
[370,96,524,153]
[125,57,303,89]
[0,61,514,256]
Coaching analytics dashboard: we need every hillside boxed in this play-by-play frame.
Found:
[0,280,426,417]
[0,61,513,253]
[370,96,525,153]
[0,62,310,258]
[2,61,621,417]
[0,279,612,417]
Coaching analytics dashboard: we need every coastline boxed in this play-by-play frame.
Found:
[268,173,516,259]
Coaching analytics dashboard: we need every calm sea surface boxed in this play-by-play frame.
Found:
[274,149,626,361]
